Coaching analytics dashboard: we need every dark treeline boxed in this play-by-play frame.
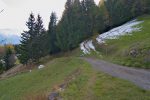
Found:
[101,0,150,28]
[18,0,150,64]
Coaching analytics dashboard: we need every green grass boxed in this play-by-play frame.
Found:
[61,66,150,100]
[1,16,150,99]
[91,15,150,69]
[0,57,89,100]
[93,73,150,100]
[0,57,150,100]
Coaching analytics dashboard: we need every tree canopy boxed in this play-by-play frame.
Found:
[18,0,150,64]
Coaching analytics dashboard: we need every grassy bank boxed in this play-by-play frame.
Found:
[0,57,88,100]
[89,15,150,69]
[0,57,149,100]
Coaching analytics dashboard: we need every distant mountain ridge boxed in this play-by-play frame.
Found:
[0,32,21,45]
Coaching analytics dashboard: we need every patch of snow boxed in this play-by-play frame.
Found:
[96,19,143,44]
[80,19,143,54]
[0,59,5,66]
[80,40,96,54]
[38,65,45,69]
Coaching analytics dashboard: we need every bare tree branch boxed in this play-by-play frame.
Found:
[0,9,4,14]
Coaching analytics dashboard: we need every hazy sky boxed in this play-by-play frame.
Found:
[0,0,100,36]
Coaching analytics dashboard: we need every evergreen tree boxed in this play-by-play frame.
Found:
[18,0,150,65]
[104,0,135,27]
[56,0,99,51]
[145,0,150,13]
[32,14,45,61]
[65,0,72,9]
[56,0,74,51]
[56,16,70,51]
[83,0,97,36]
[48,12,59,54]
[99,0,111,30]
[131,0,144,17]
[19,13,36,64]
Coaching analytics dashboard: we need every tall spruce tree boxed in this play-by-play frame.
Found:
[19,13,46,63]
[48,12,59,54]
[56,0,73,51]
[32,14,45,61]
[19,13,36,64]
[56,0,99,51]
[98,0,111,30]
[84,0,96,36]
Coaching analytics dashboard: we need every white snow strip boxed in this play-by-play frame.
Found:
[80,40,96,54]
[88,41,96,51]
[80,19,143,54]
[38,65,45,69]
[96,19,143,44]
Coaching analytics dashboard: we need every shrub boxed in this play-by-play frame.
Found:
[132,62,142,68]
[125,61,132,67]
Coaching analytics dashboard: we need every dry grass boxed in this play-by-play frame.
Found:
[0,63,37,79]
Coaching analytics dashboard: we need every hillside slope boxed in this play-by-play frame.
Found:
[80,15,150,69]
[0,57,150,100]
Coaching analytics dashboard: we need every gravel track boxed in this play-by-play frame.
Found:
[83,57,150,90]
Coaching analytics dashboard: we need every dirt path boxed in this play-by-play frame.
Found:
[82,57,150,90]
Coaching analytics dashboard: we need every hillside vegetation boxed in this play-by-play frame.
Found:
[83,15,150,69]
[0,57,150,100]
[0,0,150,100]
[18,0,150,66]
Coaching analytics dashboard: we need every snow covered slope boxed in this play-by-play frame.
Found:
[80,40,96,54]
[80,19,143,54]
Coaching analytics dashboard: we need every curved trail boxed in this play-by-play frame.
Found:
[83,57,150,90]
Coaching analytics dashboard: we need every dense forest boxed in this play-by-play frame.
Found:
[18,0,150,64]
[1,0,150,69]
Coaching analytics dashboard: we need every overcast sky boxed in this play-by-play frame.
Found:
[0,0,100,36]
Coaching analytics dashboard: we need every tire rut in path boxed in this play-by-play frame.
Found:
[82,57,150,90]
